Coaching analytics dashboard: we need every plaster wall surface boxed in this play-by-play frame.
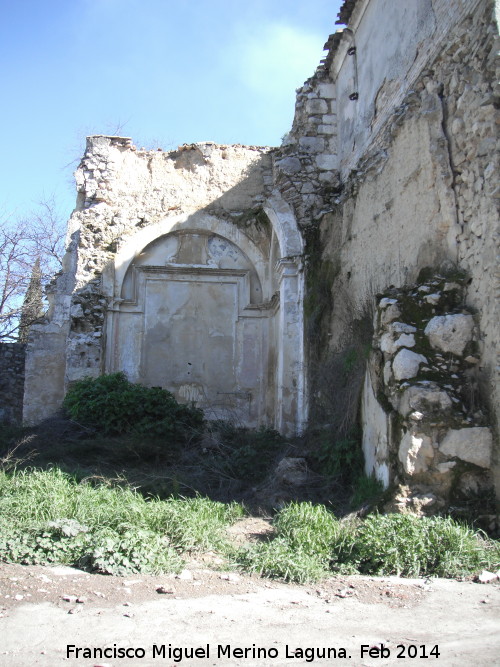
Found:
[23,139,306,434]
[333,0,484,177]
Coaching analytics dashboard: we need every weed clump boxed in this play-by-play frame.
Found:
[348,513,499,578]
[63,372,203,441]
[232,502,500,583]
[232,502,354,583]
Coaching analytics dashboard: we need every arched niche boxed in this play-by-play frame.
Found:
[104,199,306,434]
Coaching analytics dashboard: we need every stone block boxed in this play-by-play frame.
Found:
[379,298,398,309]
[317,83,336,99]
[306,98,329,114]
[276,157,302,175]
[322,114,336,124]
[318,124,336,135]
[398,383,452,417]
[399,431,434,475]
[424,314,475,356]
[392,349,427,380]
[380,332,415,354]
[274,457,308,485]
[315,154,338,170]
[380,303,401,326]
[318,171,335,183]
[299,136,325,153]
[439,427,492,468]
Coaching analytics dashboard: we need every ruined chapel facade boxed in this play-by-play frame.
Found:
[16,0,500,511]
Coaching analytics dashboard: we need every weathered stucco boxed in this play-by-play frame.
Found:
[302,0,499,509]
[23,140,306,435]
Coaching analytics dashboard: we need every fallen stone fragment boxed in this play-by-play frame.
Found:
[335,588,354,598]
[156,586,175,594]
[475,570,498,584]
[274,457,308,485]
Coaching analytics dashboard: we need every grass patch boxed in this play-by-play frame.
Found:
[350,474,385,509]
[231,502,356,583]
[231,502,499,583]
[0,468,244,575]
[1,469,497,583]
[348,513,500,578]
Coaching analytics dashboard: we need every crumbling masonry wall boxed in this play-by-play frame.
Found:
[279,0,499,510]
[21,0,499,512]
[23,140,306,435]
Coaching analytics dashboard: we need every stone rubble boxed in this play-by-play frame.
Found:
[363,271,494,514]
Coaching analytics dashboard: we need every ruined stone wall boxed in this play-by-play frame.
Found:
[23,139,307,434]
[70,138,274,288]
[0,343,26,424]
[21,0,498,507]
[283,0,499,505]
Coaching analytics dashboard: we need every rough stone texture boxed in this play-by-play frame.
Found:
[398,384,453,419]
[361,275,494,513]
[23,139,306,435]
[392,349,427,381]
[274,457,309,486]
[308,0,499,508]
[439,427,493,469]
[425,314,475,356]
[0,343,26,424]
[399,431,435,476]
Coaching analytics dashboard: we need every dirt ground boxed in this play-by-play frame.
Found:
[1,518,499,666]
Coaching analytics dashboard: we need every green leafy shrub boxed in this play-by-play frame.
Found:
[83,527,183,575]
[234,538,329,584]
[0,519,90,566]
[350,474,384,509]
[309,428,363,481]
[63,372,203,441]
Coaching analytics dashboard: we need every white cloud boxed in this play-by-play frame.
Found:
[237,23,324,95]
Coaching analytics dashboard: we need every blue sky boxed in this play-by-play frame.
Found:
[1,0,342,221]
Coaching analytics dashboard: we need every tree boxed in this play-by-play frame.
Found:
[18,257,44,343]
[0,199,65,341]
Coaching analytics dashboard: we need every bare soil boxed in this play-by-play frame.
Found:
[1,518,499,666]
